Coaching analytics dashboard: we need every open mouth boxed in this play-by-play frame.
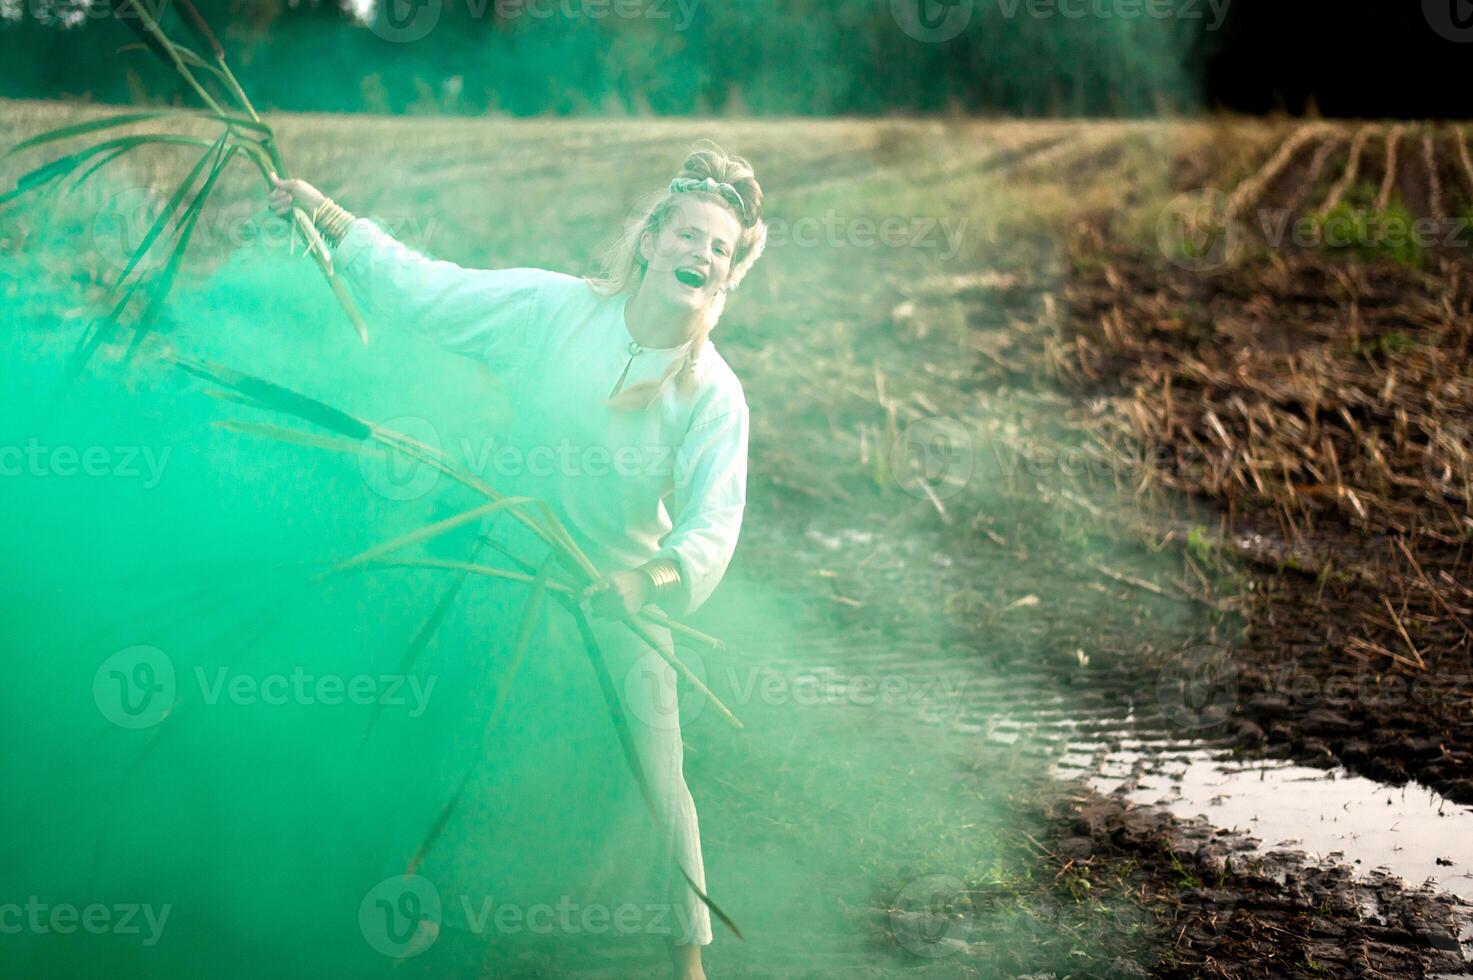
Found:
[674,267,708,289]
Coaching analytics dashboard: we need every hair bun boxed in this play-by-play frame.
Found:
[679,140,763,226]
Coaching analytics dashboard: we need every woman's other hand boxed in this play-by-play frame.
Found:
[588,570,652,619]
[267,171,326,218]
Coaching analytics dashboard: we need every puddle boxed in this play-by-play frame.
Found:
[753,633,1473,906]
[1079,748,1473,902]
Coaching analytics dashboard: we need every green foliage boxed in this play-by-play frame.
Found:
[1186,525,1216,564]
[1,0,1219,117]
[1168,853,1203,890]
[1348,329,1412,357]
[1313,196,1425,268]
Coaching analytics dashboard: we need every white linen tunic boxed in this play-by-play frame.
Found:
[332,217,748,948]
[334,217,749,620]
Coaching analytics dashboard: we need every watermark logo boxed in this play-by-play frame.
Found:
[1254,207,1473,254]
[357,423,714,501]
[359,875,441,958]
[891,0,973,42]
[359,415,442,501]
[92,185,172,277]
[890,416,974,500]
[1155,643,1238,730]
[31,184,438,284]
[1421,421,1471,488]
[623,646,708,730]
[367,0,699,41]
[1157,188,1241,272]
[1425,0,1473,41]
[762,212,972,260]
[94,646,438,727]
[193,666,438,716]
[93,645,176,729]
[461,894,701,941]
[889,873,970,958]
[371,0,442,42]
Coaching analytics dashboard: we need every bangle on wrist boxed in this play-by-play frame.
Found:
[309,197,356,248]
[638,558,682,599]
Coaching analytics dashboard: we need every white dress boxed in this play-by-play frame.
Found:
[333,216,749,949]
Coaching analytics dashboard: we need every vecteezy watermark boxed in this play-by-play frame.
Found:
[358,415,443,503]
[0,898,171,947]
[1159,190,1473,273]
[1422,422,1472,487]
[888,417,1245,502]
[623,645,706,731]
[93,646,438,728]
[1246,664,1473,715]
[889,874,970,959]
[365,0,700,44]
[893,0,1231,41]
[359,875,441,958]
[357,416,713,502]
[93,645,177,729]
[38,0,168,27]
[983,437,1212,484]
[762,212,972,262]
[1254,208,1473,252]
[460,894,702,942]
[357,875,705,957]
[192,666,437,716]
[724,665,967,721]
[1154,643,1238,730]
[992,0,1232,29]
[1157,188,1242,273]
[892,0,974,42]
[79,186,439,279]
[623,647,968,730]
[1424,0,1473,42]
[891,416,975,502]
[0,440,171,488]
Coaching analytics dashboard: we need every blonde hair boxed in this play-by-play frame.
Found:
[585,140,768,410]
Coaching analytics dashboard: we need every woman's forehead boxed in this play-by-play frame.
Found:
[667,198,741,240]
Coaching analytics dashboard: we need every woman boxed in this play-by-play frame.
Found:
[268,142,766,979]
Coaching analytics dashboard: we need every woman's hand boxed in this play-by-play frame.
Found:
[267,171,326,219]
[588,570,652,619]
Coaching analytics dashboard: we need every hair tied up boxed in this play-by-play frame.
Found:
[586,140,767,410]
[668,176,748,223]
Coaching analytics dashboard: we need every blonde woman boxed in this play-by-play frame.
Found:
[268,142,766,979]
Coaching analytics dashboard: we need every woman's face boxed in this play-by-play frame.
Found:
[639,197,742,313]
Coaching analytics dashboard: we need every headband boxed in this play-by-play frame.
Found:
[668,176,748,223]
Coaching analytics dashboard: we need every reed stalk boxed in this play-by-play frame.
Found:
[2,0,366,374]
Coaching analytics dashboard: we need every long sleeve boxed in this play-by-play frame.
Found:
[651,404,750,617]
[332,217,549,371]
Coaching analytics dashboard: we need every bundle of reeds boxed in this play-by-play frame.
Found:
[142,349,746,939]
[0,0,365,379]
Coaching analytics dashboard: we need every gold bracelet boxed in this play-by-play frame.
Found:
[638,558,682,598]
[310,197,357,248]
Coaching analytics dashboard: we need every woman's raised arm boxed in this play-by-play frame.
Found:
[268,174,546,367]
